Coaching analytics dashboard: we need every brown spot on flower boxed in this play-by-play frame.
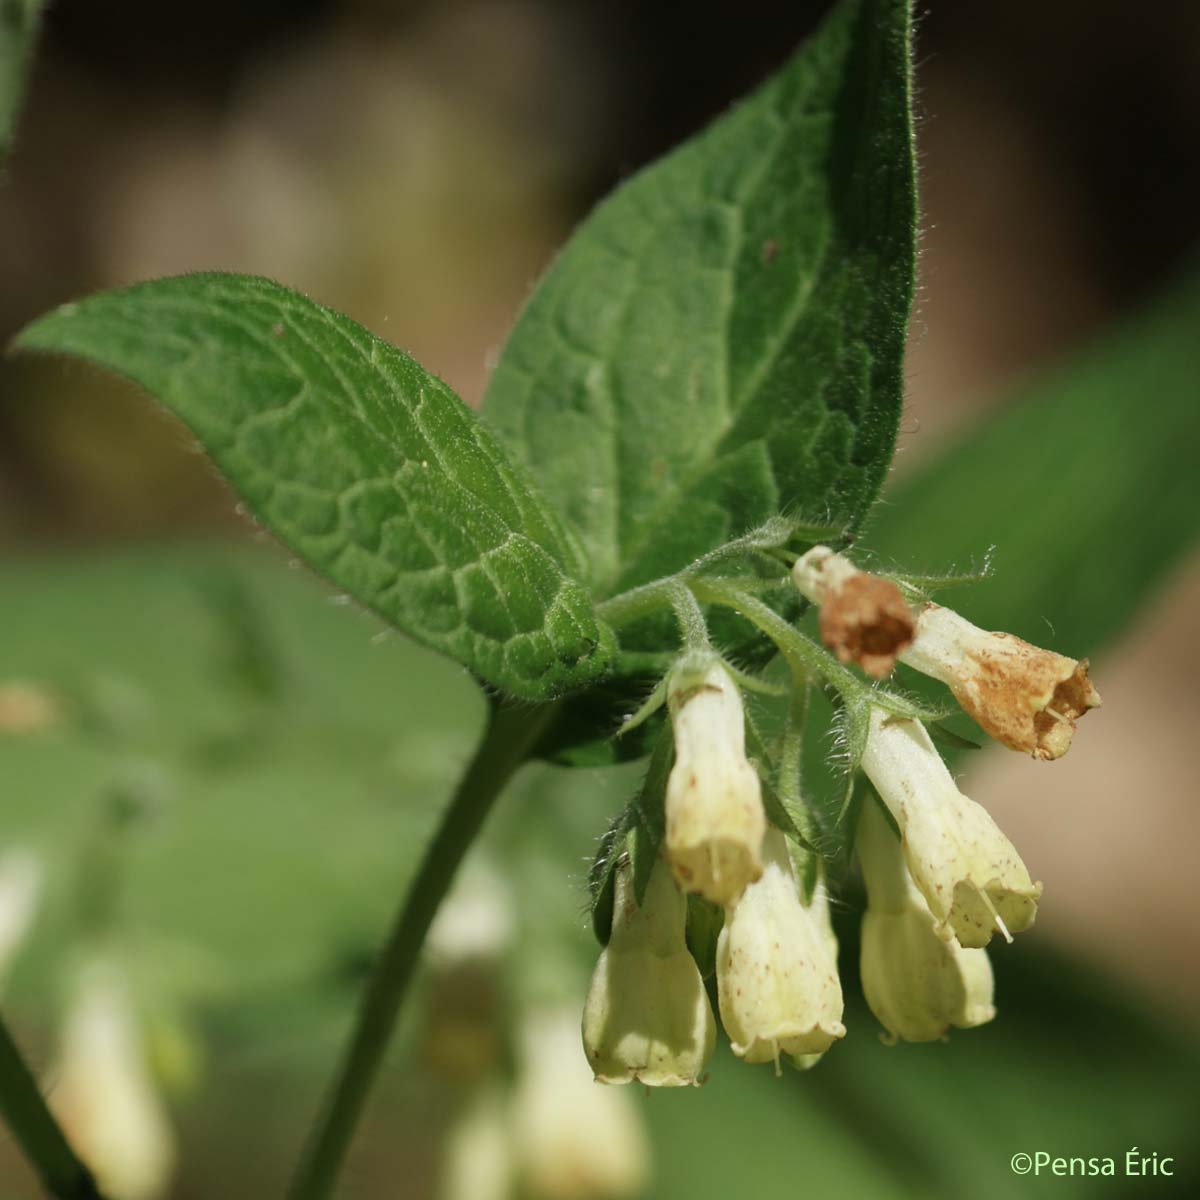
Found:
[952,638,1101,760]
[818,575,916,678]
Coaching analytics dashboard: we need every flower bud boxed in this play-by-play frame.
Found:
[48,960,175,1200]
[513,1007,649,1200]
[857,799,995,1042]
[716,827,845,1068]
[860,708,1041,949]
[441,1087,513,1200]
[0,850,42,988]
[665,654,766,905]
[582,854,715,1086]
[792,546,915,678]
[900,603,1100,760]
[426,861,515,967]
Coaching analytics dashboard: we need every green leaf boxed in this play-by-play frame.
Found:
[587,727,672,944]
[0,0,43,168]
[14,273,615,700]
[482,0,916,595]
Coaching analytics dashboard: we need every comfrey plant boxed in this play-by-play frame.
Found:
[0,1,1108,1197]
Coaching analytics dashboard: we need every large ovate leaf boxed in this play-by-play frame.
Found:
[14,274,615,700]
[483,0,916,595]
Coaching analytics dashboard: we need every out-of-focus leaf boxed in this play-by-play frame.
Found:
[0,0,43,168]
[15,275,614,700]
[0,544,486,1010]
[805,912,1200,1200]
[483,0,916,596]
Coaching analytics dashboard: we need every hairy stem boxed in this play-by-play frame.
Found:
[689,577,861,693]
[287,699,560,1200]
[596,579,676,630]
[0,1012,106,1200]
[668,581,710,648]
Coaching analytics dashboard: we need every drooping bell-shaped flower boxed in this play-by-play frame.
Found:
[860,708,1041,949]
[582,854,715,1086]
[785,863,842,1071]
[716,827,845,1069]
[857,797,995,1042]
[48,960,175,1200]
[792,545,916,678]
[513,1007,649,1200]
[900,602,1101,760]
[664,653,766,905]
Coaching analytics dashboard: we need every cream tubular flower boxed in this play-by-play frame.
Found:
[900,603,1101,760]
[857,798,995,1043]
[716,827,845,1068]
[860,708,1041,949]
[513,1007,649,1200]
[786,868,842,1071]
[582,854,715,1086]
[48,960,175,1200]
[664,654,766,905]
[792,546,915,678]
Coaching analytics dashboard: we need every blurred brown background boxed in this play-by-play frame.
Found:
[2,0,1198,1039]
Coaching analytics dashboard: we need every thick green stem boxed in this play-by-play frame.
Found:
[287,699,560,1200]
[0,1012,106,1200]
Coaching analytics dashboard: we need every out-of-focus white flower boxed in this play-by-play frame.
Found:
[0,850,42,987]
[513,1007,649,1200]
[717,827,845,1069]
[792,546,915,678]
[900,603,1101,760]
[857,798,995,1042]
[664,653,766,905]
[582,854,715,1086]
[426,860,515,966]
[860,708,1041,949]
[48,961,175,1200]
[440,1086,513,1200]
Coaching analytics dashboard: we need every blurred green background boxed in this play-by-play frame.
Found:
[2,2,1199,1198]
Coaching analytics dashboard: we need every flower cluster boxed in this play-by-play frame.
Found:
[577,544,1099,1084]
